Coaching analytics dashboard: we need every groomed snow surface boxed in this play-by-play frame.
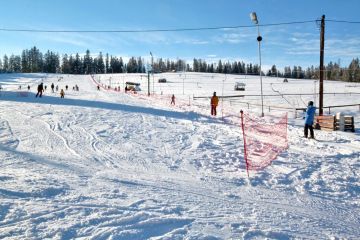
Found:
[0,73,359,239]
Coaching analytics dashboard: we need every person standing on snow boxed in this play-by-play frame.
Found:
[35,83,44,98]
[171,94,175,105]
[304,101,316,139]
[51,83,55,92]
[210,92,219,116]
[60,89,65,98]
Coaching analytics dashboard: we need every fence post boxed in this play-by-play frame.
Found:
[328,107,331,114]
[240,110,249,178]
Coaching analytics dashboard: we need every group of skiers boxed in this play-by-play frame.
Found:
[33,80,320,139]
[34,82,78,98]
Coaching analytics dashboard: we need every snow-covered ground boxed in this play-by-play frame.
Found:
[0,73,359,239]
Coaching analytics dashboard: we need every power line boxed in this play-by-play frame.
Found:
[0,19,359,34]
[326,19,360,24]
[0,20,316,33]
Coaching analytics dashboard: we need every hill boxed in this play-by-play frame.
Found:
[0,73,359,239]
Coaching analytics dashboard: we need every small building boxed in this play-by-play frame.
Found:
[234,82,246,91]
[125,82,141,92]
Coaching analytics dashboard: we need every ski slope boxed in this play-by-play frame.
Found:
[0,73,359,239]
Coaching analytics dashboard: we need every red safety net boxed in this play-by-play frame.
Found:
[240,111,288,175]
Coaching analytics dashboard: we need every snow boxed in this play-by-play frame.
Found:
[0,72,359,239]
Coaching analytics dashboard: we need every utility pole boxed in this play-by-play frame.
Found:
[319,15,325,116]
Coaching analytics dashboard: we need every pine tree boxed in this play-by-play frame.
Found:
[270,65,277,77]
[105,53,109,73]
[97,52,105,73]
[126,57,137,73]
[21,50,30,73]
[3,55,9,73]
[217,60,223,73]
[61,54,71,74]
[119,57,124,73]
[348,58,360,82]
[83,49,92,74]
[29,46,43,72]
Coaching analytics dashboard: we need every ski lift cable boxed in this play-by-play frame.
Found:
[0,20,317,33]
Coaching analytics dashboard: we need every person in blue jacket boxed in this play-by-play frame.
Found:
[304,101,316,139]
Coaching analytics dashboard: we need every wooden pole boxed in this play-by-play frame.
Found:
[319,15,325,115]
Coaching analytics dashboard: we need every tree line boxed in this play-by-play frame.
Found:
[0,46,359,82]
[189,58,360,82]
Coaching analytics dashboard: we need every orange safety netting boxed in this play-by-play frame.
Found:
[240,111,288,175]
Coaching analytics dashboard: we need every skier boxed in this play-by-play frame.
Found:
[171,94,175,105]
[60,89,65,98]
[27,85,30,91]
[35,83,44,98]
[56,85,59,91]
[210,92,219,116]
[65,85,68,90]
[304,101,316,139]
[51,83,55,92]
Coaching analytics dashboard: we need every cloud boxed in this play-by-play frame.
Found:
[40,33,91,47]
[214,29,254,44]
[284,33,360,58]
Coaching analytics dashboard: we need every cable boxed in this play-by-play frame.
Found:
[0,20,316,33]
[326,19,360,24]
[0,19,359,34]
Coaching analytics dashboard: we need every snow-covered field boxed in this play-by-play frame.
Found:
[0,73,359,239]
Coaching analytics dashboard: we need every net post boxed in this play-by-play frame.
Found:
[240,110,250,178]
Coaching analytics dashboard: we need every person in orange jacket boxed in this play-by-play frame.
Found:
[60,89,65,98]
[210,92,219,116]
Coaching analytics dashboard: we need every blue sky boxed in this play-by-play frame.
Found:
[1,0,360,70]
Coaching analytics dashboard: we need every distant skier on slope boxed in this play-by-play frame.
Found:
[51,83,55,92]
[304,101,316,139]
[35,83,44,98]
[60,89,65,98]
[210,92,219,116]
[171,94,175,105]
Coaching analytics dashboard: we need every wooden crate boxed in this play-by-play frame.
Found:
[314,115,336,131]
[344,116,355,132]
